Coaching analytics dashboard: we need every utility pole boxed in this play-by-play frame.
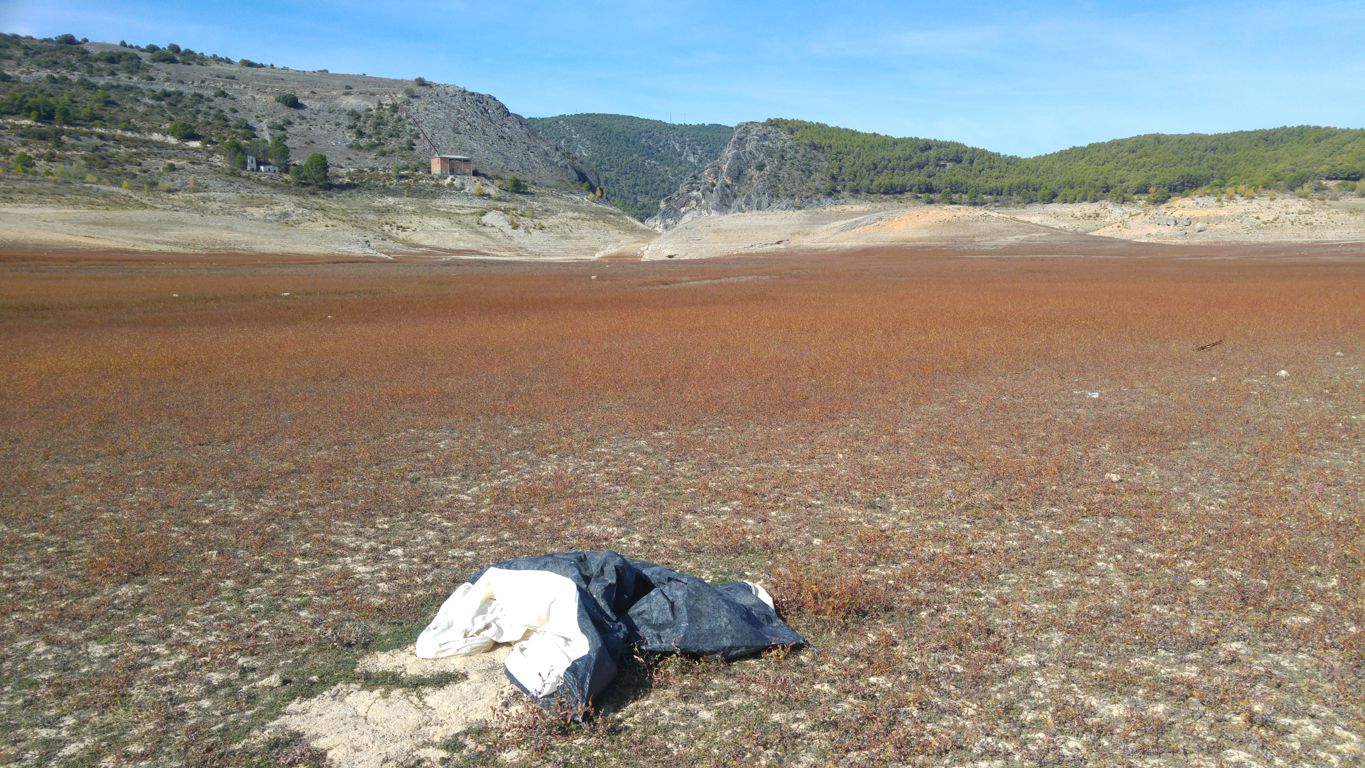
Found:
[390,95,440,155]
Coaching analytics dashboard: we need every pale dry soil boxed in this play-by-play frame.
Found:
[643,195,1365,260]
[1002,195,1365,244]
[0,175,650,260]
[2,175,1362,261]
[269,647,516,768]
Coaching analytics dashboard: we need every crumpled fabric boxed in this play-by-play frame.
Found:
[416,550,804,709]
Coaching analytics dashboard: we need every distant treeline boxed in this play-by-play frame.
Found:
[767,119,1365,203]
[530,114,733,219]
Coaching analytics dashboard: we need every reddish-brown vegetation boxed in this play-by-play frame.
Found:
[0,244,1360,766]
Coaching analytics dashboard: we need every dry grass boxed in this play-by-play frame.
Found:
[0,244,1361,766]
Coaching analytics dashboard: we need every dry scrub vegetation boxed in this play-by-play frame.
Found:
[0,244,1361,766]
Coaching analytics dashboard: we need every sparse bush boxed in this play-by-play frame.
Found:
[769,557,893,620]
[12,151,34,173]
[167,119,197,141]
[274,92,302,109]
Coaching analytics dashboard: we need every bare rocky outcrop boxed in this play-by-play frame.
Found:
[648,122,825,230]
[400,88,596,187]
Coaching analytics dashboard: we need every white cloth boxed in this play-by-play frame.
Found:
[414,567,591,698]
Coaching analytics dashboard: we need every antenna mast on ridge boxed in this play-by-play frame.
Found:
[389,95,440,155]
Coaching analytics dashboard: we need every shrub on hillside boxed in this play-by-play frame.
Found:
[274,92,301,109]
[268,137,290,166]
[299,152,329,186]
[167,119,197,142]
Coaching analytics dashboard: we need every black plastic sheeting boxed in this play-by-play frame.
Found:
[470,550,805,710]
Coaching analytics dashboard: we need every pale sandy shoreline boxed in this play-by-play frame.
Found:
[2,191,1363,262]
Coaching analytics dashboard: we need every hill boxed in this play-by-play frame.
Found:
[1012,126,1365,203]
[0,33,595,189]
[652,119,1365,227]
[529,114,732,219]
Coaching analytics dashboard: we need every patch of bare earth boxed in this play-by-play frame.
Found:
[1003,194,1365,244]
[268,647,515,768]
[0,244,1360,766]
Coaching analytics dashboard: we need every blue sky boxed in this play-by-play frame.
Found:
[3,0,1362,156]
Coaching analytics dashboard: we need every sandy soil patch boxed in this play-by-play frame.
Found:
[642,204,1087,259]
[271,646,516,768]
[1005,195,1365,244]
[997,201,1142,233]
[834,205,1066,244]
[640,205,871,260]
[0,182,651,260]
[0,204,401,257]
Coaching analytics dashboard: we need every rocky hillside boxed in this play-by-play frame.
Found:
[649,122,826,229]
[529,114,731,220]
[651,119,1365,229]
[0,34,593,188]
[404,91,594,187]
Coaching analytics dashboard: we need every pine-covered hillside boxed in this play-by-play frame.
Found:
[768,119,1365,204]
[653,119,1365,225]
[1015,126,1365,203]
[529,114,732,219]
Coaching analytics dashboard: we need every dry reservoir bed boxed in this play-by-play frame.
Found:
[0,244,1361,766]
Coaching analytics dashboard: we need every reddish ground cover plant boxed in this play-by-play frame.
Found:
[0,243,1360,766]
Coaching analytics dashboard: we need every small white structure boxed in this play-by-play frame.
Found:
[245,155,279,173]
